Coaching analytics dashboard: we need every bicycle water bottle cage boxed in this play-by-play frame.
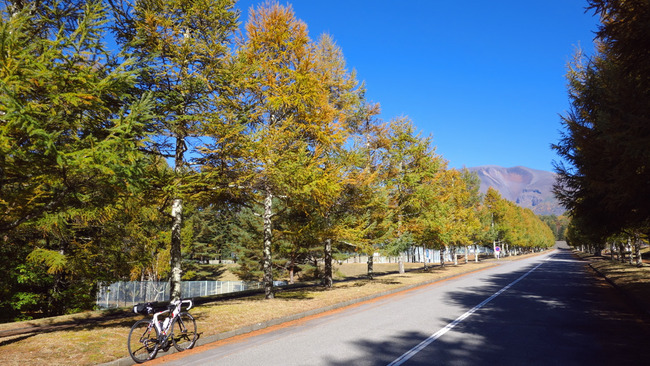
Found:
[133,302,154,315]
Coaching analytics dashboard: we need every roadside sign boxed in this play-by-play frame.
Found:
[495,246,501,252]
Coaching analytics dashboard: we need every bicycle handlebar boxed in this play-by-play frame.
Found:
[181,299,193,311]
[169,298,193,311]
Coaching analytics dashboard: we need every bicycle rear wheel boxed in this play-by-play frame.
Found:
[171,312,197,351]
[128,319,159,363]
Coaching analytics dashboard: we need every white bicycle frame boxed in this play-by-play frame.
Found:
[152,299,193,336]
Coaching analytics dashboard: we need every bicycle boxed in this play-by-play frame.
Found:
[127,299,198,364]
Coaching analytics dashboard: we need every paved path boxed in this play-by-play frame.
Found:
[155,249,650,366]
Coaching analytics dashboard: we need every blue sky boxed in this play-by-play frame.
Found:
[236,0,600,172]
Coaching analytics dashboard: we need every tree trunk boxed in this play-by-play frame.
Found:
[627,239,634,265]
[423,246,428,270]
[636,241,642,267]
[289,264,294,284]
[169,134,187,301]
[617,242,623,262]
[323,238,333,288]
[465,245,469,264]
[169,197,183,301]
[440,246,445,267]
[367,253,374,280]
[262,188,274,299]
[475,244,479,262]
[399,255,405,274]
[453,246,458,265]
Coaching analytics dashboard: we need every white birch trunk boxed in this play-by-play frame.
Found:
[323,238,333,288]
[262,188,274,299]
[170,198,183,301]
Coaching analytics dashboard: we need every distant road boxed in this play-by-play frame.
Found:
[158,249,650,366]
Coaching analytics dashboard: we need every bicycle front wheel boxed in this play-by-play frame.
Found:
[171,312,197,351]
[128,319,159,363]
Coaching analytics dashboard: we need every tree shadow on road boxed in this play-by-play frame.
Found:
[320,249,650,366]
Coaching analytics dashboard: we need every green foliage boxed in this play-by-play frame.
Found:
[0,0,563,319]
[554,0,650,241]
[485,188,555,251]
[539,215,569,241]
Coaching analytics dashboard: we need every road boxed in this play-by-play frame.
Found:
[157,249,650,365]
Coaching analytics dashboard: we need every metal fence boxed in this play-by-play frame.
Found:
[97,247,495,309]
[96,280,287,310]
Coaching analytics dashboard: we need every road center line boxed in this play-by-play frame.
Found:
[387,257,549,366]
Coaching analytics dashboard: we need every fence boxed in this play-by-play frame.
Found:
[96,280,287,310]
[350,246,493,264]
[97,247,494,309]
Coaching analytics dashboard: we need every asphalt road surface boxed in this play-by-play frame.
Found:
[158,248,650,366]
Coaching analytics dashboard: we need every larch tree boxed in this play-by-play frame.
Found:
[336,118,392,279]
[311,33,369,287]
[0,0,153,315]
[440,169,481,265]
[206,2,345,298]
[380,118,445,273]
[111,0,238,300]
[553,0,650,244]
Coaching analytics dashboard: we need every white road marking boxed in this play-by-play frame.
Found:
[387,257,549,366]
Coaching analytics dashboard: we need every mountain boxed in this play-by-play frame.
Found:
[467,165,565,216]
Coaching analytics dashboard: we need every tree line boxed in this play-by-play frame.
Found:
[0,0,554,321]
[553,0,650,259]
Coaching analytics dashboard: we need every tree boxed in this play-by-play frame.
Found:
[206,2,346,298]
[310,33,369,287]
[553,0,650,242]
[1,0,151,233]
[336,117,391,279]
[380,118,445,272]
[111,0,238,300]
[0,0,154,317]
[539,214,569,241]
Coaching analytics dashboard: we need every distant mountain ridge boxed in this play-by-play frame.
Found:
[467,165,565,216]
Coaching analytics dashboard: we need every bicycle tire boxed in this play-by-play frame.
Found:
[171,312,197,351]
[127,319,159,363]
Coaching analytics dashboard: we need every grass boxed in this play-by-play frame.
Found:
[0,253,550,365]
[576,251,650,314]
